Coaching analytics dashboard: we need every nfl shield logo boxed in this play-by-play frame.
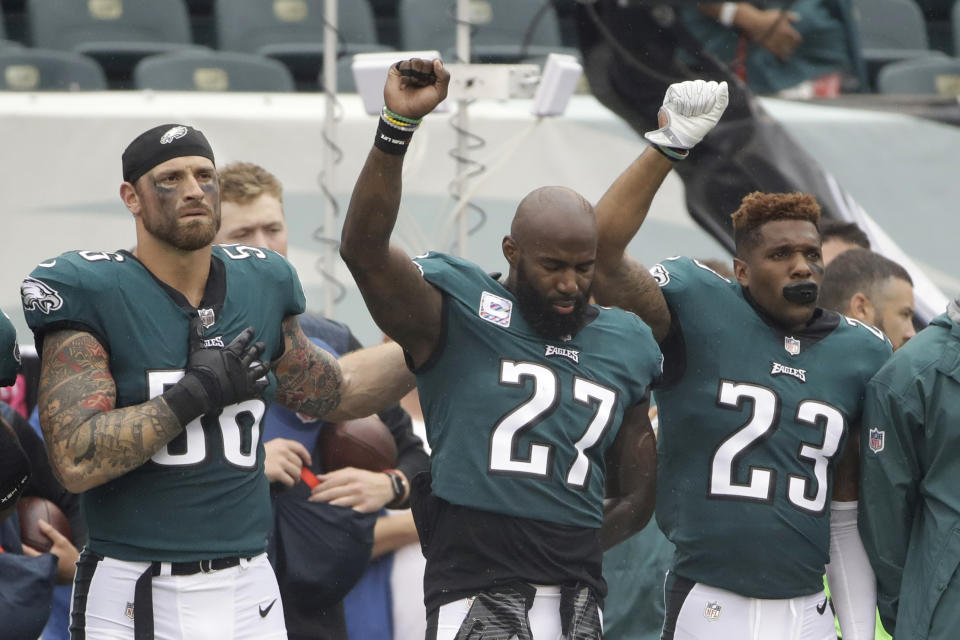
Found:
[869,428,885,453]
[784,336,801,356]
[198,307,216,328]
[704,601,722,621]
[124,601,135,620]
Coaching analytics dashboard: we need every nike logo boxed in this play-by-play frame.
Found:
[259,599,276,618]
[816,598,828,615]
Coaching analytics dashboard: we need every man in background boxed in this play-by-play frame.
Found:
[216,162,429,640]
[859,295,960,639]
[0,310,77,638]
[819,248,916,350]
[821,219,871,265]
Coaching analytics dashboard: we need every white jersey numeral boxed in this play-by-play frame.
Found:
[489,360,617,489]
[147,370,265,469]
[710,380,845,514]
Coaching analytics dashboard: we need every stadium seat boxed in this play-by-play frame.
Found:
[26,0,202,76]
[876,55,960,94]
[399,0,579,63]
[0,48,107,90]
[854,0,936,62]
[134,50,295,92]
[214,0,391,82]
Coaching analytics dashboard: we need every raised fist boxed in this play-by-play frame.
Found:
[644,80,729,151]
[384,58,450,121]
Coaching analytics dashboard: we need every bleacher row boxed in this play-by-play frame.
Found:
[0,0,959,95]
[0,0,580,92]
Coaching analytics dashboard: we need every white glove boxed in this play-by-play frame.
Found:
[644,80,729,150]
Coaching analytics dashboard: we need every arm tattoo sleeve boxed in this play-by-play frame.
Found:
[273,317,343,418]
[39,331,183,490]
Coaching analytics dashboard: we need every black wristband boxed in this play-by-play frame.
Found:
[374,118,415,155]
[383,469,406,508]
[652,143,690,161]
[161,375,210,426]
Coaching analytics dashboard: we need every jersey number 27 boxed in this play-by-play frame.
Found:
[489,360,617,489]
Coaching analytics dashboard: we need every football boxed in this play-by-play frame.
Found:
[319,415,397,472]
[16,496,72,553]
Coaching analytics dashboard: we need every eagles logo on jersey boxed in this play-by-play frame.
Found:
[20,277,63,314]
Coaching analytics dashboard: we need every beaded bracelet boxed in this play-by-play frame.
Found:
[375,107,419,155]
[383,106,422,127]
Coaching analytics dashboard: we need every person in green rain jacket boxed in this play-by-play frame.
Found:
[859,296,960,639]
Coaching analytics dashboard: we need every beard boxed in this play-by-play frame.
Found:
[513,263,591,339]
[143,206,220,251]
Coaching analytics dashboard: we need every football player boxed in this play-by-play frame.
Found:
[21,124,415,639]
[591,83,891,639]
[339,59,723,639]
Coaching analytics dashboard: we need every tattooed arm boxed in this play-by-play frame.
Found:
[272,316,415,422]
[38,330,184,493]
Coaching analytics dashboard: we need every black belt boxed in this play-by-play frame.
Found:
[168,556,244,576]
[134,556,248,639]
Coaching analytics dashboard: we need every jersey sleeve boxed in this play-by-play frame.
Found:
[0,311,20,387]
[21,254,105,351]
[859,368,923,634]
[274,250,307,319]
[623,309,664,399]
[411,251,489,302]
[651,256,734,305]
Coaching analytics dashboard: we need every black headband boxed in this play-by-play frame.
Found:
[122,124,215,185]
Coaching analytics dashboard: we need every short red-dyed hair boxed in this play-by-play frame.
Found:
[731,192,821,255]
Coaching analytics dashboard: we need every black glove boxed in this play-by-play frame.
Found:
[162,315,268,426]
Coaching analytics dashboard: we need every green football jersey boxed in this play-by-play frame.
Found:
[412,252,662,528]
[0,310,20,386]
[652,256,891,598]
[22,245,305,561]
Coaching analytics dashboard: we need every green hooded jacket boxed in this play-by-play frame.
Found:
[860,309,960,639]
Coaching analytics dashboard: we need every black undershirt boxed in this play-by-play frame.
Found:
[410,472,605,615]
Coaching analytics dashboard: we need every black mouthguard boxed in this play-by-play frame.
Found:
[783,282,818,305]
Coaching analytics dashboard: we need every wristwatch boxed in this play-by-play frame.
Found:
[383,469,406,508]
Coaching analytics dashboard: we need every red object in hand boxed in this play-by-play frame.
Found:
[300,467,320,489]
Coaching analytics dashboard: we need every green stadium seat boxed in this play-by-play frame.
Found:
[26,0,203,76]
[876,55,960,93]
[0,48,106,90]
[399,0,578,63]
[214,0,391,83]
[134,50,295,92]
